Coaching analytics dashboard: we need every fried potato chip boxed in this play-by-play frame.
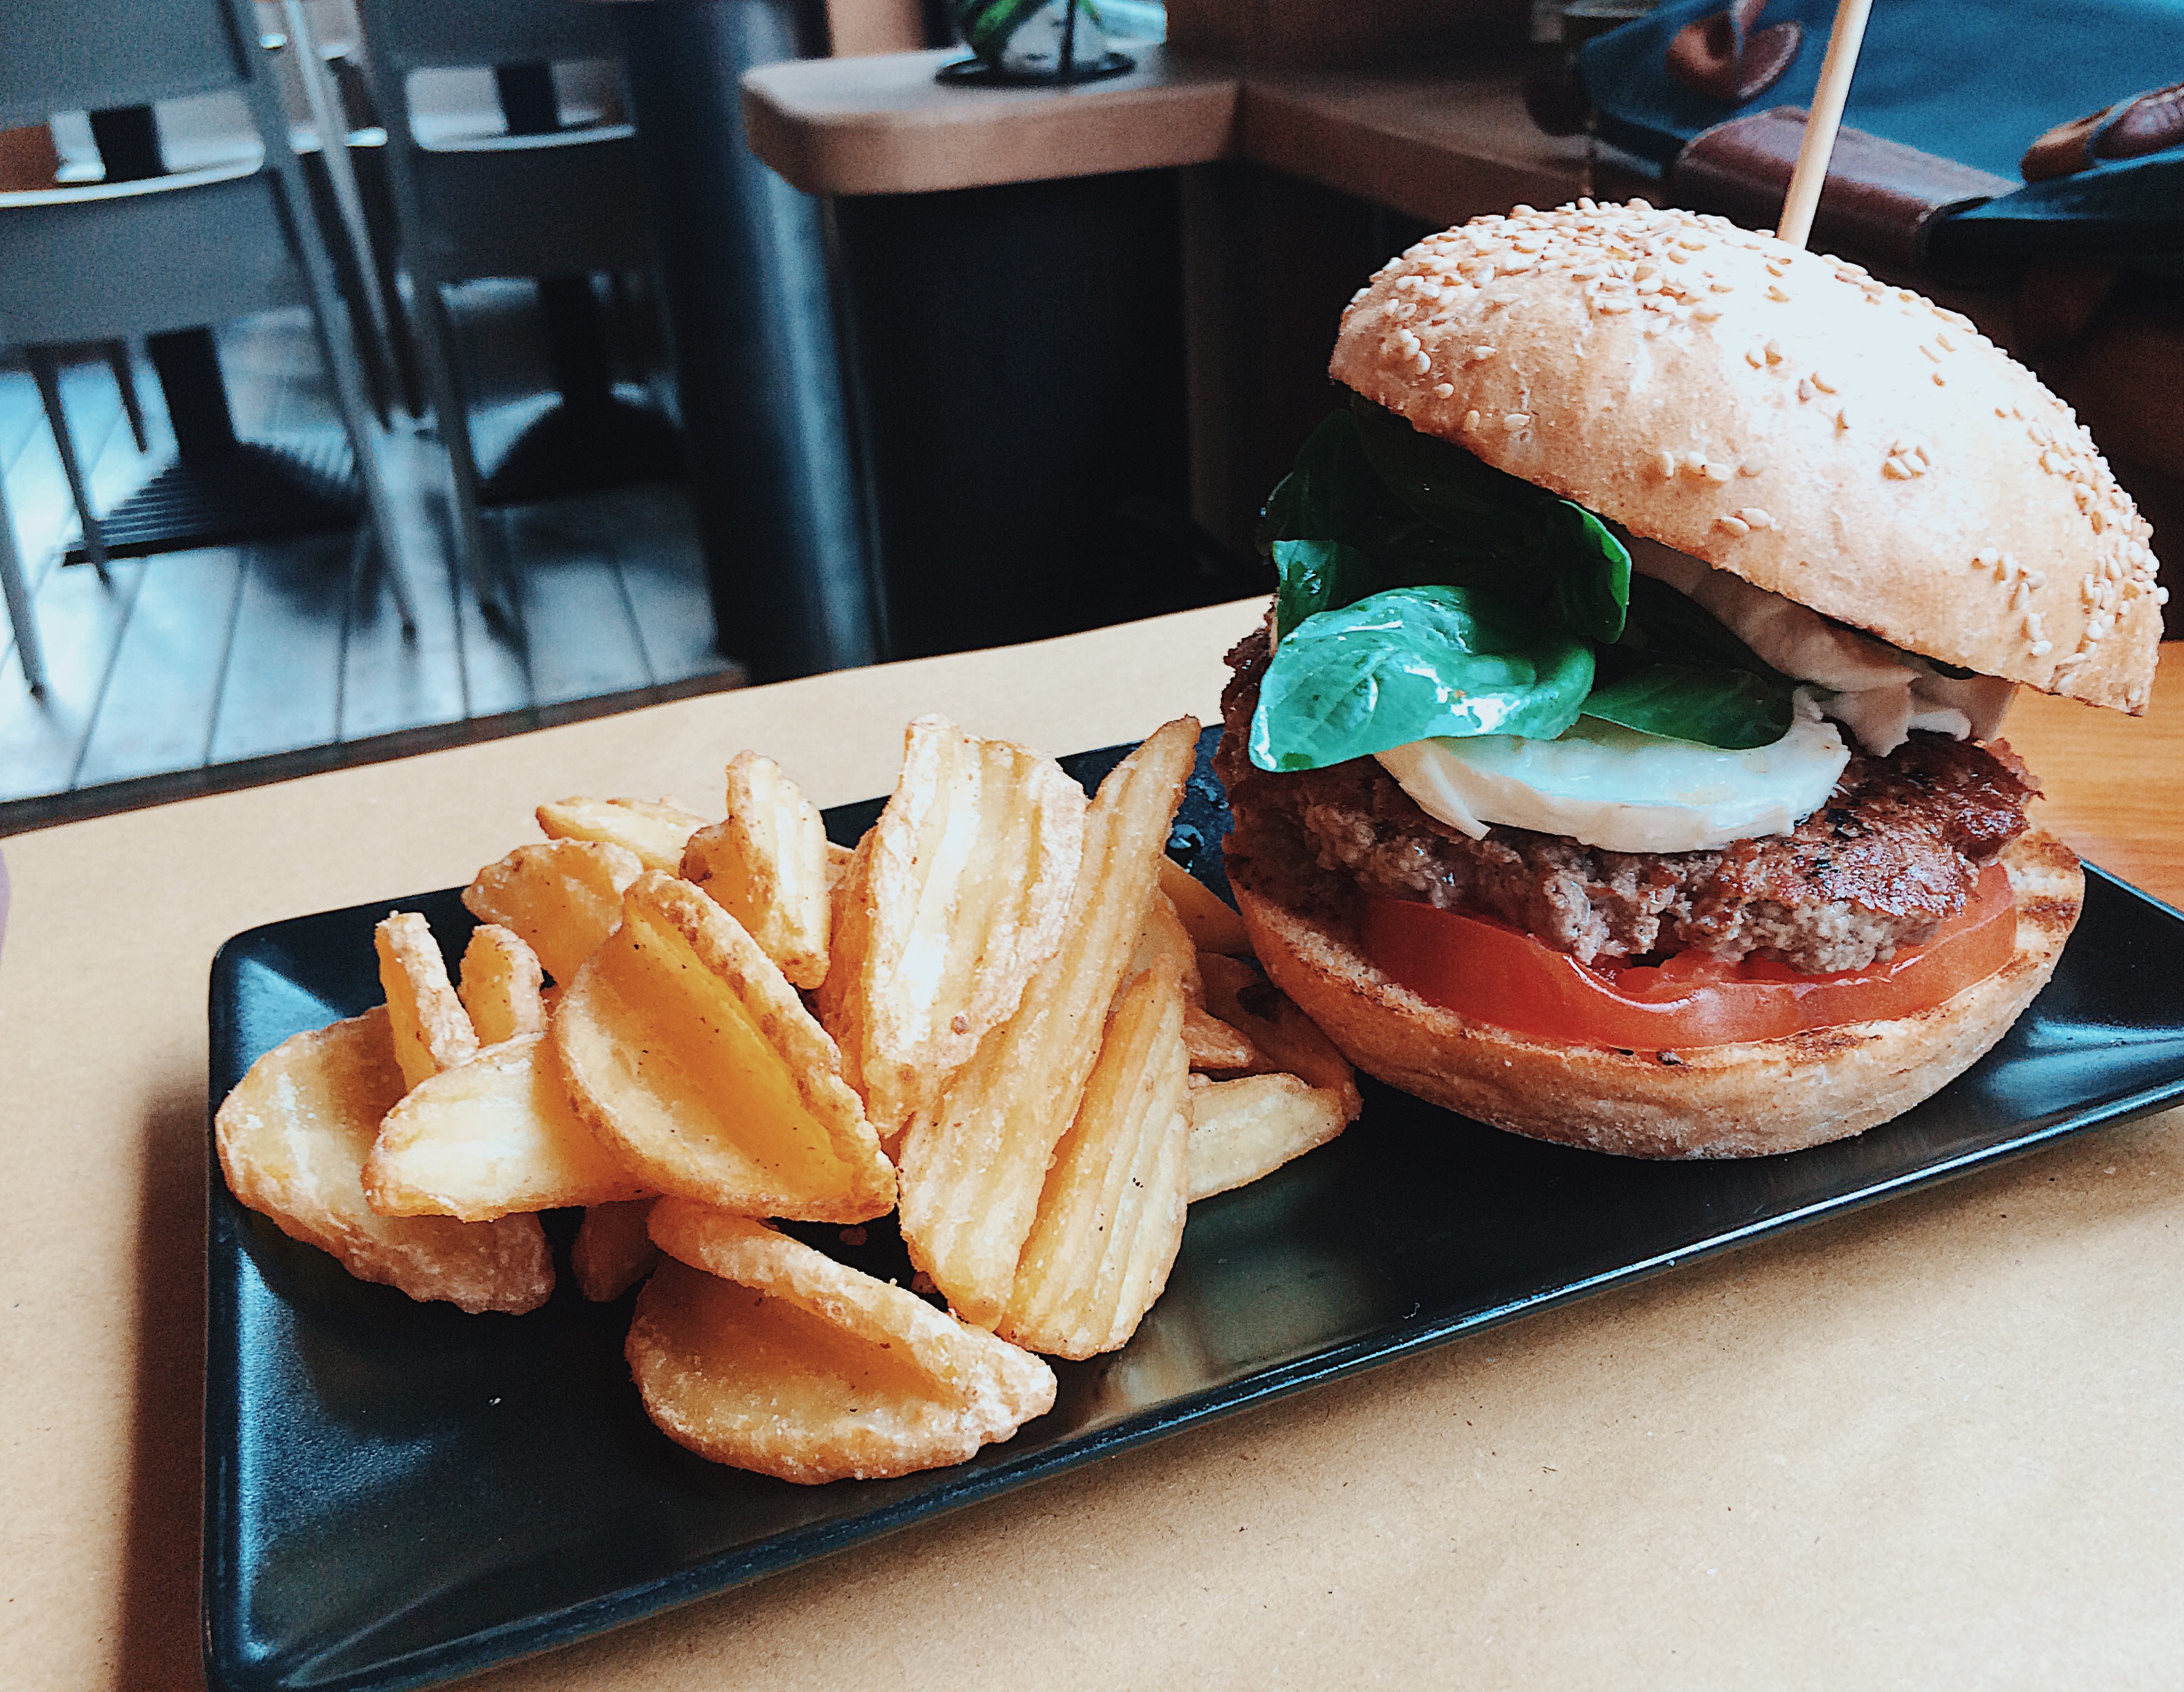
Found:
[1183,1004,1256,1071]
[898,717,1198,1328]
[536,795,708,875]
[464,840,643,984]
[572,1199,658,1301]
[215,1008,552,1313]
[634,1202,1055,1482]
[458,924,546,1046]
[1131,889,1204,1004]
[1198,952,1364,1120]
[362,1033,652,1220]
[825,840,856,891]
[376,912,478,1090]
[819,716,1088,1141]
[1158,854,1253,956]
[997,956,1191,1359]
[1187,1072,1351,1201]
[681,751,833,990]
[555,871,895,1222]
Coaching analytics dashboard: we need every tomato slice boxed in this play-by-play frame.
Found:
[1364,861,2017,1050]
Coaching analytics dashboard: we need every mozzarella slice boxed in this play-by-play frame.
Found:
[1377,695,1850,854]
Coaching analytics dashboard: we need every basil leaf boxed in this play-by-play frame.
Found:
[1349,394,1542,538]
[1250,585,1594,772]
[1256,409,1399,555]
[1271,537,1370,634]
[1541,501,1631,645]
[1582,663,1798,750]
[1349,396,1628,643]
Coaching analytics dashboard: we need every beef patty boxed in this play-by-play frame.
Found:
[1217,626,2036,974]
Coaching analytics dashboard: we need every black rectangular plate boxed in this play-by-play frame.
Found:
[205,728,2184,1692]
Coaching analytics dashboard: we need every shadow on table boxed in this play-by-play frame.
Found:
[117,1077,211,1691]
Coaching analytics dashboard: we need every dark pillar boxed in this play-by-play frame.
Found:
[611,0,878,679]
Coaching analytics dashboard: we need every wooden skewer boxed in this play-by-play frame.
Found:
[1774,0,1875,250]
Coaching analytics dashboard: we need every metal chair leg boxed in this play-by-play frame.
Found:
[103,340,151,453]
[0,475,47,694]
[25,348,112,586]
[411,272,509,623]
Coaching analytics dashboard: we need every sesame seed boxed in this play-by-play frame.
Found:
[1921,344,1941,361]
[1503,412,1531,430]
[1718,514,1751,536]
[1471,345,1495,361]
[1655,449,1677,479]
[1835,408,1852,431]
[1975,549,1999,567]
[1702,462,1733,484]
[1811,372,1836,393]
[1693,305,1723,322]
[1413,352,1432,373]
[2025,570,2045,588]
[1710,280,1735,294]
[1798,379,1814,402]
[1767,284,1791,303]
[1738,460,1766,477]
[1745,348,1767,368]
[2031,639,2053,657]
[1597,297,1634,314]
[1432,382,1456,399]
[1737,507,1775,529]
[1464,410,1482,433]
[1932,373,1946,386]
[1884,457,1914,480]
[2011,581,2031,610]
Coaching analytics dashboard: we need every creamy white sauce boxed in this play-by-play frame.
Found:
[1378,693,1849,853]
[1625,538,2013,758]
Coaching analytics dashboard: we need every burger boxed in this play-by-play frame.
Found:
[1216,198,2166,1158]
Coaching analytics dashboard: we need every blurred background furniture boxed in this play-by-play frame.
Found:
[596,0,881,679]
[354,0,683,618]
[0,0,414,694]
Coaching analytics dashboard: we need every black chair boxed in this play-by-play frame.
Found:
[0,0,419,673]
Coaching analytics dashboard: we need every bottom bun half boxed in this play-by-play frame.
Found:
[1230,828,2084,1159]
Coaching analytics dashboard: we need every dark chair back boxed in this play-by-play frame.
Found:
[357,0,624,77]
[0,0,247,129]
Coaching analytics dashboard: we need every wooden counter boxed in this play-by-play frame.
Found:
[3,605,2181,1691]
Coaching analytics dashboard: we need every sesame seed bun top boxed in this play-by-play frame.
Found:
[1330,199,2163,714]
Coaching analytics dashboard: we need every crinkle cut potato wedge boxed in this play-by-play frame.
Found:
[537,796,708,875]
[464,839,643,985]
[555,872,896,1223]
[998,956,1192,1360]
[458,924,546,1046]
[897,717,1199,1329]
[634,1201,1055,1483]
[377,912,478,1090]
[363,1033,653,1221]
[1187,1071,1352,1203]
[681,751,834,991]
[1199,952,1364,1121]
[819,715,1088,1141]
[1131,890,1204,1004]
[572,1199,659,1302]
[1157,854,1254,957]
[215,1008,553,1314]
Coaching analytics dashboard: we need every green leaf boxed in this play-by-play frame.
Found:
[1256,409,1397,556]
[1581,664,1798,750]
[1250,585,1594,773]
[1271,537,1369,634]
[1348,396,1628,643]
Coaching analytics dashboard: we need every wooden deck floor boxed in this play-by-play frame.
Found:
[0,283,740,836]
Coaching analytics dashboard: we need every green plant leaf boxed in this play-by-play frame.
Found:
[1348,396,1628,643]
[1250,585,1594,772]
[1581,663,1798,750]
[1271,537,1369,633]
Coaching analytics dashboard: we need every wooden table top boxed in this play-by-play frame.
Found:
[739,47,1601,214]
[4,603,2181,1691]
